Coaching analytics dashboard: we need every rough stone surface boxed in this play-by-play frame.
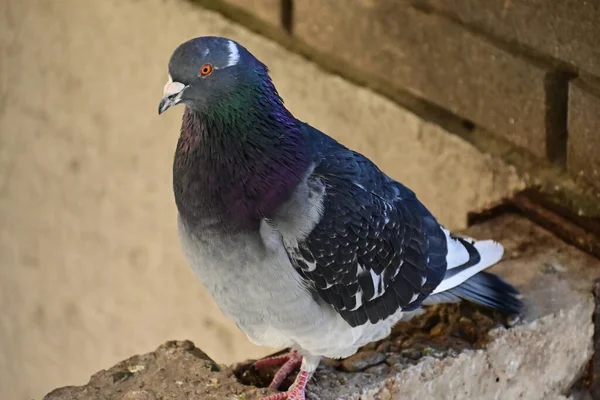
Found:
[294,0,551,158]
[44,215,599,400]
[423,0,600,76]
[222,0,282,28]
[568,81,600,193]
[44,340,265,400]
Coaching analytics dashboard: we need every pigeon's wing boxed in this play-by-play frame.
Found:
[285,148,449,328]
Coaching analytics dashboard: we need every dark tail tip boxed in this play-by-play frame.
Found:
[448,272,523,315]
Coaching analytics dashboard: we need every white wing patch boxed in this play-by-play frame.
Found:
[350,291,363,311]
[442,227,470,269]
[356,263,366,275]
[226,40,240,67]
[342,264,389,310]
[369,269,383,300]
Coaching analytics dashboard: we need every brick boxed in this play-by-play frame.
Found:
[568,81,600,192]
[222,0,281,29]
[423,0,600,76]
[294,1,551,158]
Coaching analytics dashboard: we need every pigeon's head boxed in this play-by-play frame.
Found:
[159,36,263,115]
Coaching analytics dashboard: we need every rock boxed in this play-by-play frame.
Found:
[339,351,387,372]
[385,354,409,369]
[120,390,157,400]
[364,364,391,376]
[43,340,269,400]
[44,214,599,400]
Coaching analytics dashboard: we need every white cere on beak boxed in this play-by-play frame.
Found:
[226,40,240,67]
[159,73,189,114]
[163,74,187,98]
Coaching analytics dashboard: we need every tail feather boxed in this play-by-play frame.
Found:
[447,272,522,314]
[426,229,522,314]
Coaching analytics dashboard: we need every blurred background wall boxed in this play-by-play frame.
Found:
[1,0,598,399]
[0,1,277,398]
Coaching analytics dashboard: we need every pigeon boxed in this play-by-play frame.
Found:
[158,36,522,400]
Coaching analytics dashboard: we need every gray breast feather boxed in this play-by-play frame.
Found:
[177,174,333,349]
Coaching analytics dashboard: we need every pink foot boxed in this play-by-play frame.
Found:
[255,350,303,390]
[260,370,309,400]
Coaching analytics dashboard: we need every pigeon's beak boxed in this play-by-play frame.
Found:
[158,78,188,115]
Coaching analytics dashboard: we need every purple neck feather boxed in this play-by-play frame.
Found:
[173,100,309,232]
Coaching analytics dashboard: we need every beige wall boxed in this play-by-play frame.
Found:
[0,1,523,399]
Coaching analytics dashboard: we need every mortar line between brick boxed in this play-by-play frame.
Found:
[544,71,577,165]
[280,0,293,35]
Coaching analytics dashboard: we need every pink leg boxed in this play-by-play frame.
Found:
[261,370,310,400]
[259,354,320,400]
[255,350,300,370]
[255,350,303,389]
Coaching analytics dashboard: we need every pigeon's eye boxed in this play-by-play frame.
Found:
[200,64,213,77]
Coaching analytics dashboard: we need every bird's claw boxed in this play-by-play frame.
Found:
[254,350,303,390]
[256,353,309,400]
[260,370,309,400]
[261,388,305,400]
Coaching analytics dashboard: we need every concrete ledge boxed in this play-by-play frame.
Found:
[44,214,599,400]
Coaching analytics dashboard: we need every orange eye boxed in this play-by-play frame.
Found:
[200,64,213,77]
